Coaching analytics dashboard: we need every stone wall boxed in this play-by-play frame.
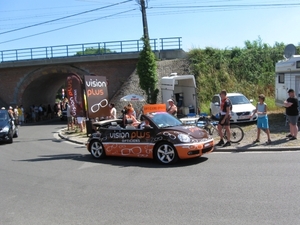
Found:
[111,58,192,117]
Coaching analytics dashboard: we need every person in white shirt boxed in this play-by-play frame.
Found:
[109,103,117,119]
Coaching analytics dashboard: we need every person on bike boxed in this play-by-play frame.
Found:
[253,94,271,145]
[216,90,232,147]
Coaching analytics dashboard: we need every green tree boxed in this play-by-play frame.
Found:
[188,38,295,107]
[137,38,159,103]
[75,47,113,56]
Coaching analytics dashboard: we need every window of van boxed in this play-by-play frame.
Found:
[278,73,284,83]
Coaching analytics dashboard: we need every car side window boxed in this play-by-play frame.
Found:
[212,96,219,104]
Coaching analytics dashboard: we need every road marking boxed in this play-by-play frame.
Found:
[78,162,101,170]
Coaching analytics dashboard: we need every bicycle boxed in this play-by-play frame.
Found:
[197,116,244,143]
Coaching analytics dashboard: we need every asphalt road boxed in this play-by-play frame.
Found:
[1,121,300,225]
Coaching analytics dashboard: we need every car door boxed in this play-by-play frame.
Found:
[210,95,220,117]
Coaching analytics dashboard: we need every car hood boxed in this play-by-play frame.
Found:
[232,104,255,112]
[163,125,209,139]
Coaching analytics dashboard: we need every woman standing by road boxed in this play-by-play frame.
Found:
[253,94,271,145]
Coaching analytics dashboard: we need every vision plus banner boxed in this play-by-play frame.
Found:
[66,74,85,117]
[84,75,110,119]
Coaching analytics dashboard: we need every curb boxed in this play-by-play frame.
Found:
[213,146,300,152]
[58,129,86,145]
[58,129,300,152]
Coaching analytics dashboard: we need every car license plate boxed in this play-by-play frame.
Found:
[238,115,250,119]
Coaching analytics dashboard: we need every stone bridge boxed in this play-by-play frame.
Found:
[0,49,188,114]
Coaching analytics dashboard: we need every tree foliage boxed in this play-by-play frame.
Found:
[188,38,299,109]
[137,38,159,104]
[75,47,114,56]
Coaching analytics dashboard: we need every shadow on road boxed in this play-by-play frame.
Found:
[15,153,209,168]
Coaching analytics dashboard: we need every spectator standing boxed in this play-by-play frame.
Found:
[34,105,39,121]
[77,117,85,132]
[18,105,24,125]
[53,102,59,117]
[253,94,271,145]
[38,104,44,120]
[109,103,117,119]
[166,99,177,117]
[216,90,232,147]
[8,106,14,119]
[66,102,74,131]
[14,106,19,125]
[47,104,53,119]
[284,89,299,140]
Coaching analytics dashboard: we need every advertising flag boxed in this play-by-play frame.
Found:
[65,74,85,117]
[84,75,110,119]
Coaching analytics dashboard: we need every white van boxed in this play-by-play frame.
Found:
[161,73,197,116]
[275,45,300,107]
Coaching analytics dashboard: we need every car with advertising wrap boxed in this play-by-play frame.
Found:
[0,109,18,143]
[86,112,214,164]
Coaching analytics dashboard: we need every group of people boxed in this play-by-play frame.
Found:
[28,104,54,122]
[117,101,177,129]
[215,89,299,147]
[1,105,25,125]
[64,88,299,141]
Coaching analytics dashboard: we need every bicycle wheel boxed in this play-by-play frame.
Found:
[223,124,244,143]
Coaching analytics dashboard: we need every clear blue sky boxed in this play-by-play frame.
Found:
[1,0,300,52]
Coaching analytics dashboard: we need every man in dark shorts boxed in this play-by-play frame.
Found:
[284,89,299,140]
[216,90,232,147]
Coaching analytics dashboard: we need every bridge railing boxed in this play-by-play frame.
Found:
[0,37,182,62]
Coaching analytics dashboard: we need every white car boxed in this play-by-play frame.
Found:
[210,93,257,123]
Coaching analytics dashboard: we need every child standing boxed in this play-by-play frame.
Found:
[253,94,271,145]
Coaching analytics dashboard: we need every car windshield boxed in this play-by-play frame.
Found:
[228,95,250,105]
[0,112,8,121]
[147,112,183,128]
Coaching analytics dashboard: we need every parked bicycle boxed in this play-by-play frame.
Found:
[197,116,244,143]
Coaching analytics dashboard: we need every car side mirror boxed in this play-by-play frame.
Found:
[249,99,253,103]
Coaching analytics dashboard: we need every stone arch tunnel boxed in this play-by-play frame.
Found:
[0,56,139,112]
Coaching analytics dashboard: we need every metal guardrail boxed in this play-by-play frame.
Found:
[0,37,182,62]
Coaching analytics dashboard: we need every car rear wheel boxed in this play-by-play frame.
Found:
[89,140,106,159]
[154,142,178,164]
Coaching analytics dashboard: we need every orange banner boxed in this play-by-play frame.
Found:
[143,104,166,114]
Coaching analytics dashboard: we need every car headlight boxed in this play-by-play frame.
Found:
[0,126,9,132]
[178,134,191,142]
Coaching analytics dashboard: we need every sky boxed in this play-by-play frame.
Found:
[1,0,300,52]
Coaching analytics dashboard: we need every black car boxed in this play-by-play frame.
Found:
[0,109,18,143]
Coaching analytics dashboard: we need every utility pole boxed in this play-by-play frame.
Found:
[137,0,149,40]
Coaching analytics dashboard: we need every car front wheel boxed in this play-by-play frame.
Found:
[89,140,106,159]
[7,132,13,144]
[154,142,178,164]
